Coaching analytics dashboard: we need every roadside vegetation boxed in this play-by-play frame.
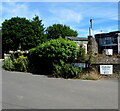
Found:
[2,15,119,80]
[2,51,29,72]
[2,36,94,79]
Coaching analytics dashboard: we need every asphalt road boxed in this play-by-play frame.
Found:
[0,61,2,110]
[2,65,118,109]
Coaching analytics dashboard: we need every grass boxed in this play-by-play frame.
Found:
[79,73,101,80]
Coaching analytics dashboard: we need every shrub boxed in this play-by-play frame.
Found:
[87,52,93,66]
[79,73,101,80]
[2,57,15,71]
[77,44,86,61]
[53,60,82,79]
[2,54,29,72]
[79,67,101,80]
[14,56,29,72]
[28,37,77,74]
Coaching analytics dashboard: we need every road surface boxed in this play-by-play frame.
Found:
[1,63,118,109]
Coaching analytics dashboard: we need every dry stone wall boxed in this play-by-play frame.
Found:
[92,57,120,74]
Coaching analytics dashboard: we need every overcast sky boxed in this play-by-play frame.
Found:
[1,1,118,37]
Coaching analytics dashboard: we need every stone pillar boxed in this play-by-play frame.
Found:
[87,36,98,54]
[87,36,93,54]
[118,34,120,54]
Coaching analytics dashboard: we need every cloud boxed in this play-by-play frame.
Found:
[1,2,41,24]
[77,25,118,37]
[77,2,118,21]
[93,25,118,35]
[49,8,82,24]
[1,2,118,37]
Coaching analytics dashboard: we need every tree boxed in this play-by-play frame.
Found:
[2,16,46,53]
[46,24,78,39]
[31,15,47,43]
[29,37,77,74]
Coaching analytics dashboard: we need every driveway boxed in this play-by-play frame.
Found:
[1,63,118,109]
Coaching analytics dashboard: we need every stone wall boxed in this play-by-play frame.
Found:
[93,57,120,64]
[92,64,120,74]
[92,57,120,74]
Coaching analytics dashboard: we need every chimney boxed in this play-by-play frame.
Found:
[89,19,92,36]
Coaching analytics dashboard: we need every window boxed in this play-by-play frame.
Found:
[99,37,117,46]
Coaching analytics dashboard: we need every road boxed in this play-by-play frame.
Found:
[2,65,118,109]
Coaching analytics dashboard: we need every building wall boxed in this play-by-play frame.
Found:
[76,42,88,54]
[67,37,88,54]
[76,41,88,44]
[95,31,120,54]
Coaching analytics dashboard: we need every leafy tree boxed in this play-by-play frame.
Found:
[31,15,47,43]
[2,16,46,53]
[46,24,78,39]
[28,37,77,74]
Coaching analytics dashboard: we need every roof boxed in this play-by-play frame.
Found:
[67,37,88,41]
[95,31,120,37]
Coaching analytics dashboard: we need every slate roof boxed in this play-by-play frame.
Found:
[67,37,88,41]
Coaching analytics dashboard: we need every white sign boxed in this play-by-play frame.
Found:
[100,65,113,75]
[104,49,113,55]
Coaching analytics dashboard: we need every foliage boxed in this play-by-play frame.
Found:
[2,54,29,72]
[31,15,47,43]
[77,44,86,61]
[79,68,100,80]
[2,57,15,71]
[28,37,77,74]
[53,60,82,79]
[14,56,29,72]
[46,24,78,39]
[79,73,100,80]
[87,52,93,65]
[2,16,46,53]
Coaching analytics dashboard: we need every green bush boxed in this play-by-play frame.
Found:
[14,56,29,72]
[53,60,82,79]
[28,37,77,74]
[77,44,86,61]
[2,54,29,72]
[2,57,15,71]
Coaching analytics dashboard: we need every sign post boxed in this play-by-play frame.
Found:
[100,65,113,75]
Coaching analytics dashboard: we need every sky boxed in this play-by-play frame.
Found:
[1,1,118,37]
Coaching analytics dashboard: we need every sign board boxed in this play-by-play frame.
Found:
[71,63,88,68]
[104,49,113,55]
[100,65,113,75]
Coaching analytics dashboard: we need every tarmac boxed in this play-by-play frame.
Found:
[2,67,118,109]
